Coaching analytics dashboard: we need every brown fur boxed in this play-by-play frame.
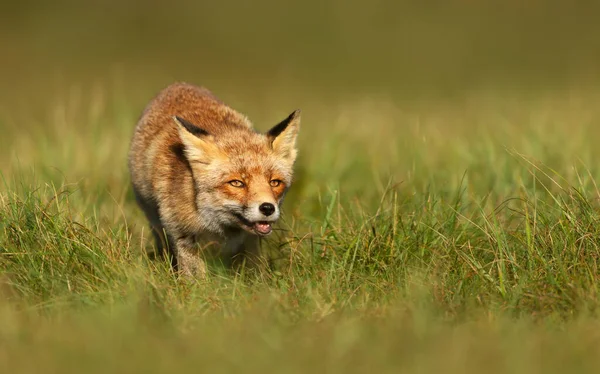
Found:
[128,82,300,277]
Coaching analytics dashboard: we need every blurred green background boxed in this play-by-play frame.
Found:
[2,0,600,108]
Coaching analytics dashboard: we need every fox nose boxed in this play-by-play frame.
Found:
[259,202,275,216]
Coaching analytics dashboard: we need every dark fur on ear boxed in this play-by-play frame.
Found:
[266,110,301,163]
[267,110,301,139]
[175,116,210,137]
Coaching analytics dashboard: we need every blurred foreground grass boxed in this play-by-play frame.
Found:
[3,1,600,372]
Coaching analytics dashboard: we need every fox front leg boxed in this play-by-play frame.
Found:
[231,235,267,273]
[175,236,207,279]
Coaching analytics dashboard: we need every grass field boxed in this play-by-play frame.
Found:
[3,1,600,373]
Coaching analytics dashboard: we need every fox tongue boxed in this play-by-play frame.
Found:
[254,222,272,235]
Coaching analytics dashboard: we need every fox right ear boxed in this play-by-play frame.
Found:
[173,116,221,164]
[267,110,301,165]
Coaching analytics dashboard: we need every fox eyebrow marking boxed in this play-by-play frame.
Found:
[174,116,210,137]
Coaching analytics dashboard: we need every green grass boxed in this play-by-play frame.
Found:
[3,86,600,372]
[3,1,600,371]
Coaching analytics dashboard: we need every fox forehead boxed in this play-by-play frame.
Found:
[217,153,292,181]
[217,134,271,159]
[202,135,292,181]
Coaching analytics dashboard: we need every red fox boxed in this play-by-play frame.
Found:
[128,82,300,277]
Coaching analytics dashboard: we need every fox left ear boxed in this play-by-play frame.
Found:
[267,110,301,164]
[173,116,221,165]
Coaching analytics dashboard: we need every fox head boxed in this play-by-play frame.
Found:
[174,111,300,236]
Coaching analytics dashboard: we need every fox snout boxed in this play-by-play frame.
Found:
[246,200,279,221]
[236,200,280,236]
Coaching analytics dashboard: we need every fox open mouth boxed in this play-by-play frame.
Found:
[234,213,273,236]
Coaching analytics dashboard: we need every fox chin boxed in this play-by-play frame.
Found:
[128,82,300,278]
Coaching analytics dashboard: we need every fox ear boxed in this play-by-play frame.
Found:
[267,110,301,164]
[174,116,221,164]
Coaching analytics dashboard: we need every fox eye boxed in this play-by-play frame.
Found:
[270,179,283,187]
[228,180,245,188]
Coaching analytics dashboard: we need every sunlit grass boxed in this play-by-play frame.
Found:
[2,84,600,372]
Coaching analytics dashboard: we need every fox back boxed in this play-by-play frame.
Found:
[128,82,300,276]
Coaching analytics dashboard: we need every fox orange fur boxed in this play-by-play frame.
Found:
[128,82,300,277]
